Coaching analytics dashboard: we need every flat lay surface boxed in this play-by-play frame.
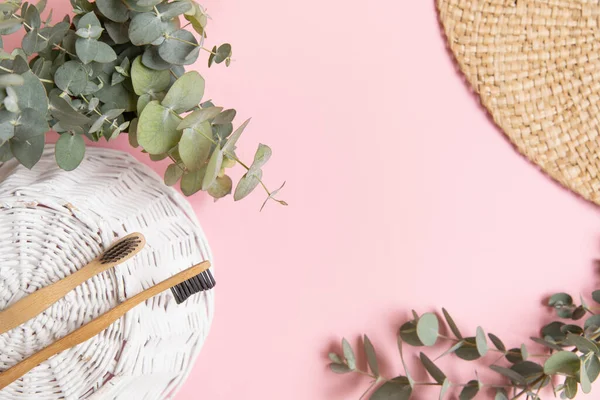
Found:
[7,0,600,399]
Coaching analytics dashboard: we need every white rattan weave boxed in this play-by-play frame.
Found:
[0,146,214,400]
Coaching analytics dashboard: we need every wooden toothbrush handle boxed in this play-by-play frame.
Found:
[0,260,107,335]
[0,233,146,335]
[0,261,211,391]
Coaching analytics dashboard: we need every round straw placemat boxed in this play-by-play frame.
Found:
[438,0,600,205]
[0,146,214,400]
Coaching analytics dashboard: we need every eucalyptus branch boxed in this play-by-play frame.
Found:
[328,298,600,400]
[0,0,283,205]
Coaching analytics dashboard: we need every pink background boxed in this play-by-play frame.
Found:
[9,0,600,398]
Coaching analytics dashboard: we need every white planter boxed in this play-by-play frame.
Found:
[0,146,214,400]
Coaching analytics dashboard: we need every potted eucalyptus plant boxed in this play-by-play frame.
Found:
[0,0,285,208]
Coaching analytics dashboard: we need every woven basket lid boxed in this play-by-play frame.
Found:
[0,146,214,400]
[438,0,600,205]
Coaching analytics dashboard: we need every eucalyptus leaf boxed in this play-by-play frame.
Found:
[96,0,129,23]
[549,293,573,307]
[159,0,192,20]
[489,365,527,386]
[458,380,479,400]
[249,143,272,173]
[442,308,463,339]
[208,175,232,199]
[49,93,91,129]
[416,313,439,347]
[363,335,379,377]
[11,134,45,169]
[455,337,480,361]
[159,29,198,65]
[419,352,445,384]
[180,165,206,195]
[177,106,223,130]
[439,379,450,400]
[371,376,412,400]
[104,21,130,44]
[22,29,48,55]
[543,351,580,376]
[54,60,88,95]
[495,389,509,400]
[131,56,171,95]
[223,118,251,154]
[179,123,212,171]
[0,111,15,144]
[14,108,48,140]
[488,333,506,352]
[234,169,263,202]
[0,142,13,162]
[163,163,183,186]
[201,146,223,190]
[129,12,169,46]
[328,352,342,364]
[11,70,47,114]
[141,46,172,70]
[55,133,85,171]
[0,74,25,87]
[213,109,236,124]
[76,11,101,29]
[24,4,41,29]
[214,43,231,64]
[162,71,205,113]
[137,100,182,154]
[585,315,600,330]
[329,363,351,374]
[564,376,578,399]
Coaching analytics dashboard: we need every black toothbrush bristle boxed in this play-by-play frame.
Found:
[171,268,216,304]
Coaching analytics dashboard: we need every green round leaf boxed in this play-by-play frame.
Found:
[55,133,85,171]
[161,71,205,113]
[0,110,15,144]
[329,363,351,374]
[14,108,48,140]
[416,313,439,347]
[179,123,212,171]
[137,100,182,154]
[131,56,171,95]
[54,61,88,95]
[12,71,48,114]
[585,315,600,330]
[142,46,173,70]
[180,166,206,196]
[459,380,479,400]
[11,134,45,169]
[159,29,199,65]
[129,12,169,46]
[544,351,580,375]
[506,347,524,364]
[164,163,184,186]
[549,293,573,307]
[542,321,566,341]
[511,361,547,388]
[96,0,129,22]
[455,337,480,361]
[214,43,231,63]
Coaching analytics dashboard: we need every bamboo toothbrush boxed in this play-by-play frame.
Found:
[0,233,146,335]
[0,260,212,391]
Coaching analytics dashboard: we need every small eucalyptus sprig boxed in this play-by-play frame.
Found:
[0,0,286,208]
[328,290,600,400]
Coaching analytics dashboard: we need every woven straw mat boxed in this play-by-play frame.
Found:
[437,0,600,205]
[0,146,214,400]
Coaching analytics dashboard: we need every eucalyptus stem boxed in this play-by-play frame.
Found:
[12,13,75,56]
[0,66,13,73]
[80,94,120,131]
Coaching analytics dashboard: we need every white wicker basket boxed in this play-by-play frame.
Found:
[0,146,214,400]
